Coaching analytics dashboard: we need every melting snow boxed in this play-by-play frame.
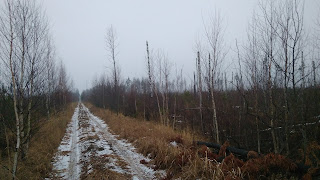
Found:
[50,103,165,179]
[170,141,178,147]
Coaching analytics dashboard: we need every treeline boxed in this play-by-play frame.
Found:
[82,0,320,161]
[0,0,78,178]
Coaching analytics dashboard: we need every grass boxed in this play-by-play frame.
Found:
[0,103,77,179]
[87,104,311,179]
[86,104,242,179]
[19,103,78,179]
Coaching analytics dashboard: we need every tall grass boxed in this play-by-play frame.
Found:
[0,103,77,179]
[87,104,244,179]
[87,104,311,179]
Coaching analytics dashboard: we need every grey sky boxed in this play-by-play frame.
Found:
[41,0,319,92]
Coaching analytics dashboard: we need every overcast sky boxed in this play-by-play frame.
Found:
[40,0,319,92]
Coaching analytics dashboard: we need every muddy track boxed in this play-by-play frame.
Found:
[87,107,155,179]
[50,103,163,179]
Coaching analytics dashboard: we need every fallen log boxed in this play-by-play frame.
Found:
[196,141,249,159]
[195,141,311,174]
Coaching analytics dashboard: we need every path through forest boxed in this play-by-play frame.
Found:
[50,103,164,179]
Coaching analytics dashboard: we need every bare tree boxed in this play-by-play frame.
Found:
[275,0,305,155]
[235,40,246,145]
[193,36,206,134]
[57,61,69,107]
[173,67,183,129]
[145,42,172,125]
[196,51,204,134]
[146,41,162,123]
[106,25,120,114]
[244,12,262,154]
[0,1,16,178]
[99,73,107,109]
[203,11,227,144]
[0,0,51,178]
[155,50,171,126]
[258,0,279,153]
[45,37,56,119]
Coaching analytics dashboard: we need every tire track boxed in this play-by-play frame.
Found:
[51,103,164,179]
[85,107,155,180]
[51,105,81,179]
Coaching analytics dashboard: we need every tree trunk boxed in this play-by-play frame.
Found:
[197,52,204,134]
[134,97,137,115]
[46,91,50,120]
[6,2,21,177]
[143,102,146,121]
[208,53,219,144]
[211,89,219,144]
[269,57,279,154]
[165,75,169,126]
[25,76,34,154]
[154,88,163,124]
[254,85,260,154]
[4,125,11,179]
[173,95,177,129]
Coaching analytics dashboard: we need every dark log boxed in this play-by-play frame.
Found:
[195,141,311,174]
[196,141,248,158]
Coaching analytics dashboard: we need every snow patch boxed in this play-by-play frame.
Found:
[170,141,178,147]
[51,105,81,179]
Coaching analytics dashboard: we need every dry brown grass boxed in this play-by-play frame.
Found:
[86,104,308,179]
[86,104,246,179]
[84,168,130,180]
[13,103,78,179]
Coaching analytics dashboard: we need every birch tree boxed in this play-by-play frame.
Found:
[146,41,162,123]
[106,25,120,114]
[203,11,227,144]
[155,50,171,126]
[0,0,51,178]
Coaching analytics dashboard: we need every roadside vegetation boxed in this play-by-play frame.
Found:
[0,0,79,178]
[0,103,77,179]
[87,104,320,179]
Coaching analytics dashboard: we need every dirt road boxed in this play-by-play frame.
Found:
[50,103,164,179]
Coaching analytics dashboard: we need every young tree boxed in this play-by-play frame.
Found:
[244,12,262,153]
[276,0,305,155]
[196,52,204,134]
[155,50,171,126]
[106,25,120,114]
[44,37,56,119]
[57,62,69,107]
[0,0,51,177]
[203,11,227,144]
[258,0,279,153]
[146,41,164,124]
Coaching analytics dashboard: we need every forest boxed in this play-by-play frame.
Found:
[1,0,320,179]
